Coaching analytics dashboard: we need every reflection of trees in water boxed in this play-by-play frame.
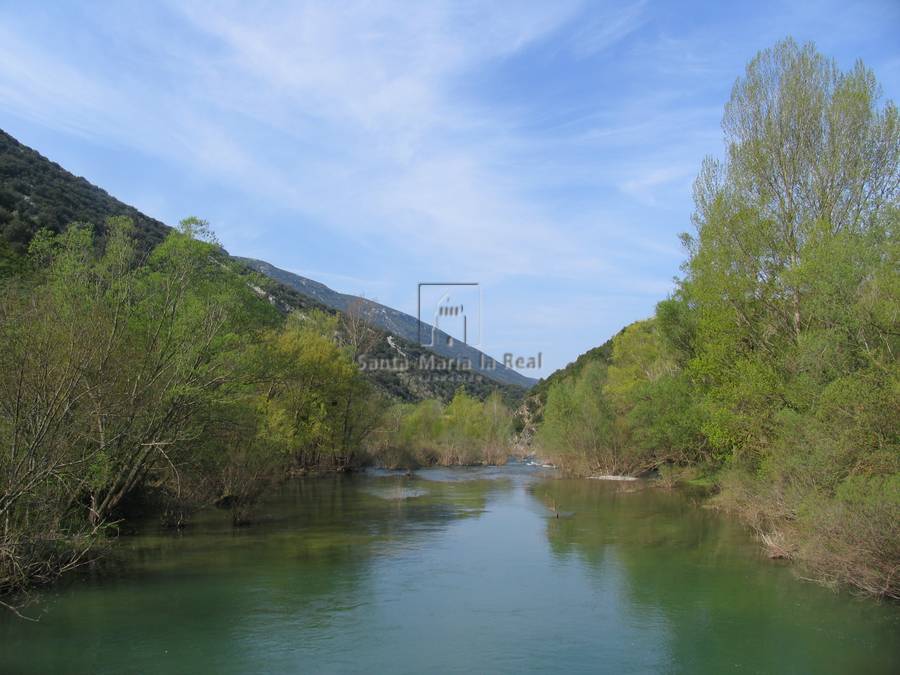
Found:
[4,474,516,673]
[528,479,900,674]
[230,474,511,637]
[130,473,507,596]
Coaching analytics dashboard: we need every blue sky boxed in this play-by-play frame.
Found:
[1,1,897,377]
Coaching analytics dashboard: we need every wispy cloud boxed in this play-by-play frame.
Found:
[0,1,700,284]
[567,1,648,58]
[1,0,895,374]
[619,165,695,203]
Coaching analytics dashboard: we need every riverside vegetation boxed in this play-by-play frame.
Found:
[0,38,897,607]
[0,215,517,602]
[535,39,899,599]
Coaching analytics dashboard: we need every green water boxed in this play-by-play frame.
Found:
[1,466,897,674]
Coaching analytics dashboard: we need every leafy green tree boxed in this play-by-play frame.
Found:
[679,38,899,597]
[481,391,514,465]
[686,38,898,463]
[537,362,623,474]
[80,218,263,524]
[535,39,897,597]
[367,389,514,468]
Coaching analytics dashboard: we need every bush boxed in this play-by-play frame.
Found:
[800,475,900,599]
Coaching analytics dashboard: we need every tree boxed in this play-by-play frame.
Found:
[81,218,260,524]
[680,38,899,597]
[481,391,514,465]
[686,38,898,462]
[0,227,104,595]
[537,361,623,474]
[336,298,383,464]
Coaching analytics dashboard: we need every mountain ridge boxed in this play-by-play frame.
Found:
[236,257,537,389]
[0,128,534,397]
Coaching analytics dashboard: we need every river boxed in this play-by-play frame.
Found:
[1,465,897,673]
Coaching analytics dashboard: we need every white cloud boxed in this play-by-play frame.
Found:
[14,0,869,370]
[619,165,695,203]
[155,0,648,283]
[567,1,647,58]
[0,1,700,289]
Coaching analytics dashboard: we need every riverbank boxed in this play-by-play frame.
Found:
[534,461,899,601]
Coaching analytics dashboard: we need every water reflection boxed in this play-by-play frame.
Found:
[530,478,900,674]
[0,469,897,674]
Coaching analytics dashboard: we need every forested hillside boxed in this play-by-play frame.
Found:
[535,40,899,598]
[0,213,521,598]
[530,336,615,402]
[239,257,537,389]
[0,131,168,259]
[0,129,525,404]
[0,132,524,600]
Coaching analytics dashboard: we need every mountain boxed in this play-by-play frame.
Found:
[236,258,537,389]
[0,130,168,254]
[513,331,618,435]
[0,128,532,401]
[529,333,618,401]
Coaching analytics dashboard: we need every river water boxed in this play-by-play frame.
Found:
[1,465,897,673]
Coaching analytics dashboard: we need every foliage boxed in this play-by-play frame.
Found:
[0,128,525,412]
[537,38,898,597]
[537,320,707,475]
[0,130,169,254]
[0,218,384,596]
[529,336,616,405]
[368,389,514,468]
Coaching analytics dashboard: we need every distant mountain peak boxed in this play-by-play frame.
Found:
[236,257,537,390]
